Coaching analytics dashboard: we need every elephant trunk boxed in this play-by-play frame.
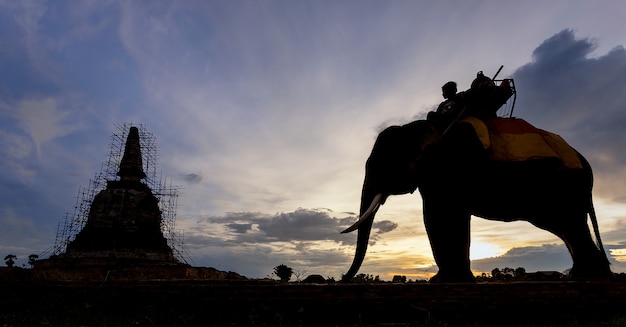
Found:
[341,191,384,282]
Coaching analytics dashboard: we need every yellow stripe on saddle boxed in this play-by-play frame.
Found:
[458,116,491,150]
[457,117,583,169]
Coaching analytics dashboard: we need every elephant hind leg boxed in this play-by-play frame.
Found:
[533,213,611,279]
[566,231,612,279]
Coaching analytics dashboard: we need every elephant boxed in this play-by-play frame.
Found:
[341,118,612,282]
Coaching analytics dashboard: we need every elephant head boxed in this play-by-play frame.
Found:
[341,120,440,282]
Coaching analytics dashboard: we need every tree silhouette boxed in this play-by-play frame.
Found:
[28,254,39,268]
[487,267,526,282]
[273,264,293,282]
[4,254,17,268]
[292,268,308,282]
[346,273,380,283]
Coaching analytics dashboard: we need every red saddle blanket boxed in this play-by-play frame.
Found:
[458,117,583,169]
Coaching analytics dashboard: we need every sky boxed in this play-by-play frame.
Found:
[1,1,626,281]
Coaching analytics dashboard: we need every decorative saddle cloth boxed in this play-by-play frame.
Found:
[458,117,583,169]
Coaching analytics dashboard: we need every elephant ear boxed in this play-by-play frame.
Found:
[367,120,438,196]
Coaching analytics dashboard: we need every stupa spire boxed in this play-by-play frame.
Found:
[117,126,146,181]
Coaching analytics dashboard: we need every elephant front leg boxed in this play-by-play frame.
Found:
[423,200,474,283]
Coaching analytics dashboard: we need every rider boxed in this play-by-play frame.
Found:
[428,69,512,133]
[465,71,499,120]
[427,81,465,133]
[436,81,460,116]
[466,70,514,120]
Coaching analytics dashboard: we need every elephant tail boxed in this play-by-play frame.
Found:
[589,195,608,260]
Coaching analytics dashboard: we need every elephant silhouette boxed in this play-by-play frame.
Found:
[342,118,612,282]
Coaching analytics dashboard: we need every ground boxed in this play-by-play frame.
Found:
[2,276,626,326]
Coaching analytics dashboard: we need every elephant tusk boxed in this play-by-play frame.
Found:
[341,193,384,234]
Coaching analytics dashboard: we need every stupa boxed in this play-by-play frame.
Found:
[31,125,251,281]
[44,126,182,266]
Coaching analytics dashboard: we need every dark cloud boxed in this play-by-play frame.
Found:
[599,218,626,245]
[197,208,396,244]
[187,243,352,279]
[182,173,203,184]
[531,29,597,69]
[180,208,401,278]
[225,223,253,234]
[471,244,572,273]
[374,220,398,233]
[512,29,626,201]
[471,242,626,275]
[260,209,351,242]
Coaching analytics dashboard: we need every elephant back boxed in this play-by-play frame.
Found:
[484,118,583,169]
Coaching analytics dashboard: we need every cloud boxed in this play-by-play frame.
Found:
[531,29,597,69]
[185,240,352,279]
[178,208,399,278]
[225,223,252,234]
[0,1,54,82]
[471,241,626,276]
[0,129,36,178]
[374,220,398,233]
[0,208,54,267]
[17,98,78,158]
[471,244,572,273]
[193,208,395,244]
[512,29,626,201]
[182,173,203,184]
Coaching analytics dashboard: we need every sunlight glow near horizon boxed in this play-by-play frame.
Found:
[610,249,626,263]
[470,241,505,261]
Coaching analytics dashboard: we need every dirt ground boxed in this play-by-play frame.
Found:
[2,279,626,326]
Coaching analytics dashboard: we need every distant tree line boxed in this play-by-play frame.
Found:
[345,273,381,283]
[3,254,39,268]
[272,264,410,283]
[476,267,529,282]
[270,264,572,283]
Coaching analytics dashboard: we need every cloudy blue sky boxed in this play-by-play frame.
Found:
[2,1,626,280]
